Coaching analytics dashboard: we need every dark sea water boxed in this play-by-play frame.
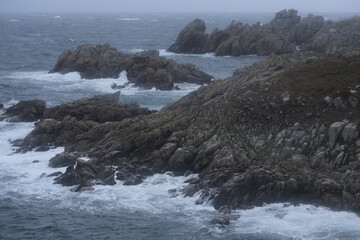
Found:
[1,12,360,240]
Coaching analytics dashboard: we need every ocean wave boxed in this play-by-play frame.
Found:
[4,71,200,110]
[0,120,360,239]
[129,48,145,53]
[6,71,128,94]
[118,18,140,21]
[231,203,360,239]
[3,99,20,109]
[158,49,215,58]
[0,119,209,215]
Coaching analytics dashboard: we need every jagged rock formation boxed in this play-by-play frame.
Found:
[168,9,360,57]
[302,16,360,56]
[50,44,213,90]
[19,52,360,212]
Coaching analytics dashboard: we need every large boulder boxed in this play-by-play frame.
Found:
[167,19,208,54]
[51,44,213,90]
[49,152,80,168]
[1,100,46,122]
[50,43,126,79]
[54,159,115,186]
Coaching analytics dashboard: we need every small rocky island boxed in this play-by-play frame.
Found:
[2,9,360,215]
[168,9,360,57]
[51,44,213,90]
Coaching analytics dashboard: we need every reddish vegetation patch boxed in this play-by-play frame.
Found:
[273,56,360,100]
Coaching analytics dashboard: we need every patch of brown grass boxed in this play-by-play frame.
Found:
[272,56,360,100]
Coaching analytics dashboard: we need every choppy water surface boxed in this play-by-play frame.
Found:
[0,12,359,239]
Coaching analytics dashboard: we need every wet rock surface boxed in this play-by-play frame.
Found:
[168,9,360,57]
[19,52,360,213]
[50,44,213,90]
[0,100,46,122]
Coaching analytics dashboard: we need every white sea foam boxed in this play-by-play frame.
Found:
[7,71,128,94]
[230,203,360,239]
[3,99,19,108]
[54,16,61,19]
[5,70,201,110]
[0,120,360,239]
[129,48,145,53]
[0,120,210,216]
[10,19,20,22]
[159,49,215,58]
[118,18,140,21]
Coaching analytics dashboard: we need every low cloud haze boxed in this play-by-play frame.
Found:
[0,0,359,13]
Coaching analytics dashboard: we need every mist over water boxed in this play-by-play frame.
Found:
[1,12,360,239]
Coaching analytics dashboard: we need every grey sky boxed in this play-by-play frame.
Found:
[0,0,359,13]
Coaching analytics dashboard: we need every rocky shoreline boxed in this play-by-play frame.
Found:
[168,9,360,57]
[2,50,359,214]
[1,9,359,218]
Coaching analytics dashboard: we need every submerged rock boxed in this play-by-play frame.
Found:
[49,152,80,168]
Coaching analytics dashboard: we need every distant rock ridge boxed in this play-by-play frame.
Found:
[50,44,213,90]
[168,9,360,57]
[18,52,360,213]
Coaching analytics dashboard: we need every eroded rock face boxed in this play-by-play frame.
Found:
[50,44,213,90]
[168,9,360,57]
[288,14,325,44]
[20,52,360,213]
[0,100,46,122]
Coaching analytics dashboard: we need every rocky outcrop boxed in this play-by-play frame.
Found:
[17,92,155,152]
[167,19,208,54]
[302,16,360,56]
[0,100,46,122]
[50,44,213,90]
[288,14,325,44]
[43,91,154,123]
[20,52,360,213]
[168,9,360,57]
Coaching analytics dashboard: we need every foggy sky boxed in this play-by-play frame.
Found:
[0,0,359,13]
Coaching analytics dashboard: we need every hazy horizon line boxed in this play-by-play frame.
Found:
[1,10,359,14]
